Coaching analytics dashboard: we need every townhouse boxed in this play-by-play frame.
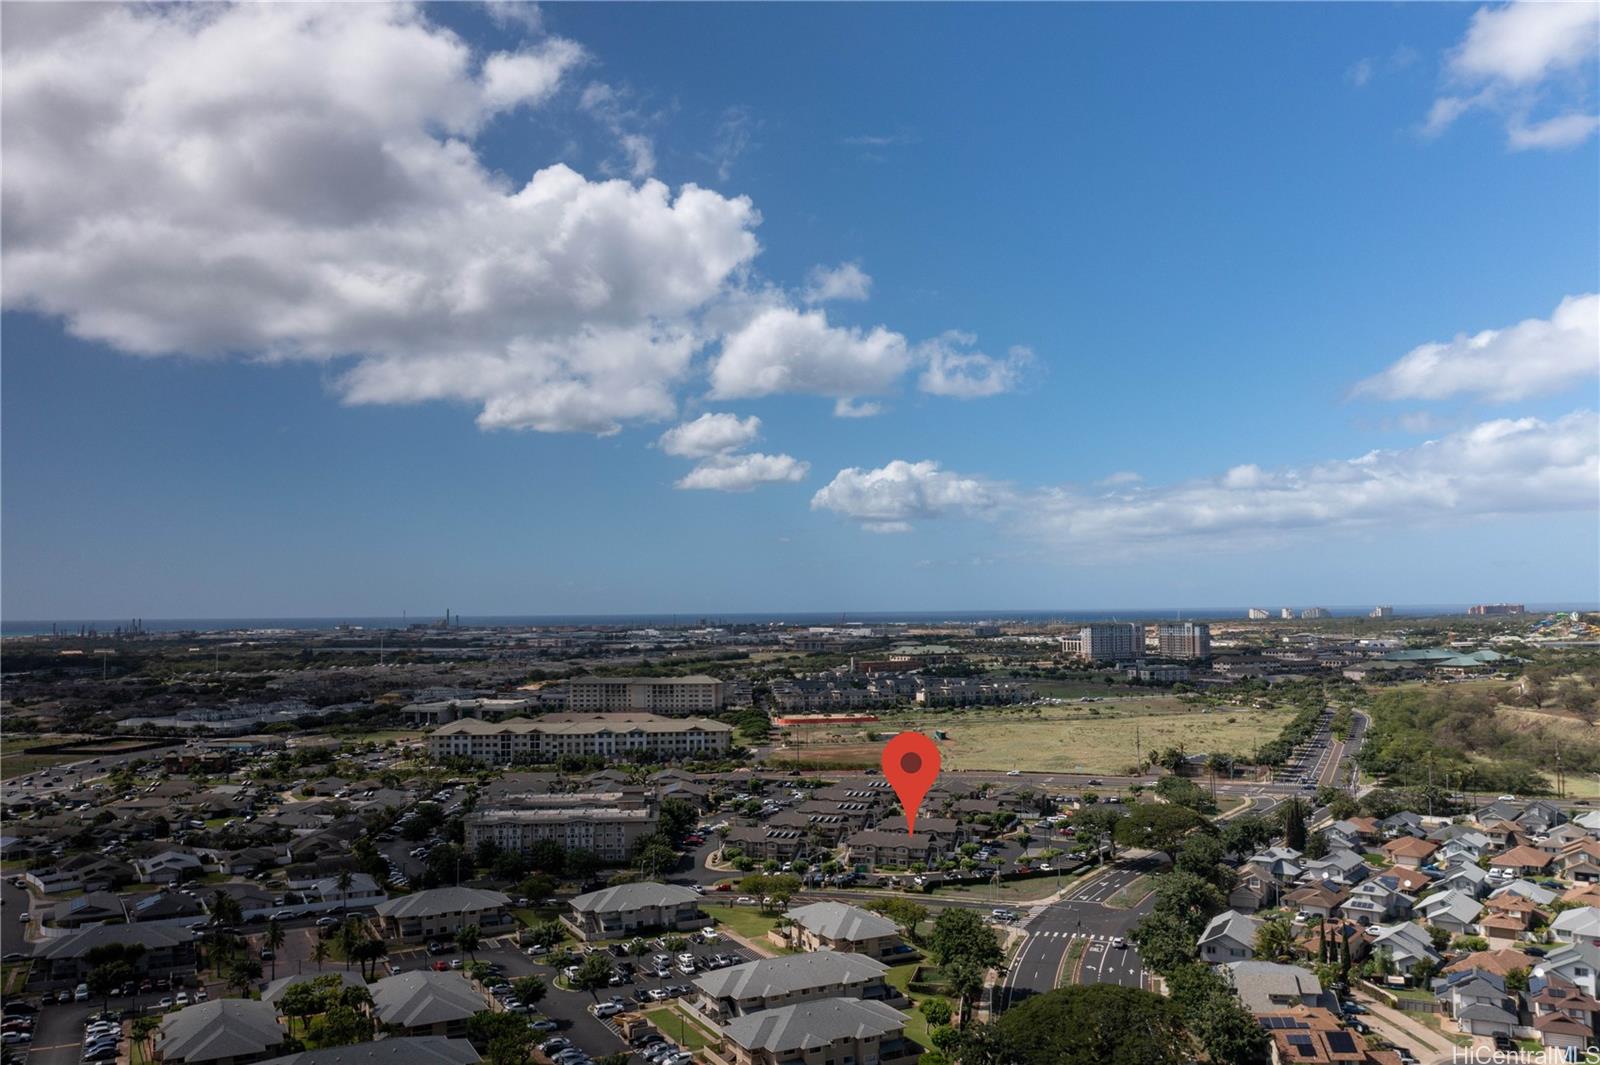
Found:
[690,950,901,1024]
[155,1000,286,1065]
[372,887,514,943]
[719,998,920,1065]
[370,971,484,1039]
[845,830,943,869]
[565,882,710,941]
[783,902,905,961]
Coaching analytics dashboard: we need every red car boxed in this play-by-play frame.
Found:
[431,961,450,972]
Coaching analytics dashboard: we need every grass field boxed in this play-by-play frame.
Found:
[885,962,941,1049]
[642,1006,717,1050]
[779,699,1294,774]
[711,907,788,948]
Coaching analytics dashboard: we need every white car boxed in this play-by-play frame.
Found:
[591,1002,622,1018]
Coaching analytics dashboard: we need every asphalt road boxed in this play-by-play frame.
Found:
[999,856,1162,1011]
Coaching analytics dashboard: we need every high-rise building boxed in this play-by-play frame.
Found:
[1369,606,1393,619]
[1280,608,1294,620]
[1156,621,1212,659]
[1468,603,1525,616]
[1072,622,1146,662]
[1301,607,1331,619]
[1247,608,1270,620]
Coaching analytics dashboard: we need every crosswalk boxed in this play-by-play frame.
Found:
[1027,930,1122,941]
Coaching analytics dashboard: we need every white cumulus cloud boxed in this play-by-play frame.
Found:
[0,2,759,434]
[1028,410,1598,548]
[802,262,873,303]
[676,452,809,492]
[810,460,1007,531]
[710,305,911,402]
[916,332,1033,399]
[813,413,1598,547]
[1352,293,1599,403]
[1426,1,1600,150]
[658,412,762,458]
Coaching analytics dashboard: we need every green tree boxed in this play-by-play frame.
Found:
[1114,802,1208,854]
[455,924,481,960]
[225,956,263,997]
[512,975,547,1008]
[572,953,615,1000]
[264,920,286,980]
[308,1003,372,1047]
[1282,799,1308,852]
[1165,963,1270,1065]
[1130,911,1198,977]
[278,981,323,1036]
[1153,871,1225,936]
[991,984,1189,1065]
[946,960,985,1029]
[311,937,329,971]
[866,897,931,943]
[1253,917,1297,962]
[919,998,953,1027]
[209,890,243,928]
[927,908,1003,970]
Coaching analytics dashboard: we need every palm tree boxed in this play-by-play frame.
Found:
[338,919,363,972]
[311,938,329,971]
[1253,916,1297,962]
[336,869,354,916]
[455,924,481,961]
[264,920,286,980]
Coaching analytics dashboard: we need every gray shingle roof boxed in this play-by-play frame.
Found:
[157,1000,285,1064]
[34,922,192,960]
[371,971,484,1028]
[722,997,906,1053]
[256,1036,479,1065]
[373,887,509,920]
[569,882,699,913]
[692,950,887,1001]
[784,901,897,942]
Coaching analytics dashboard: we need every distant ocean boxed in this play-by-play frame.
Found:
[3,604,1594,637]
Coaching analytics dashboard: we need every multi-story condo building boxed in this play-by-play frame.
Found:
[1248,608,1271,620]
[429,713,732,765]
[1301,607,1331,619]
[1155,621,1211,659]
[1064,622,1146,662]
[1369,606,1394,619]
[466,790,658,862]
[1468,603,1526,616]
[566,675,724,714]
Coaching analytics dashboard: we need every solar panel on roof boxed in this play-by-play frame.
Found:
[1326,1032,1357,1053]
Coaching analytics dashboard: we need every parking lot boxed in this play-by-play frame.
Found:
[388,926,761,1065]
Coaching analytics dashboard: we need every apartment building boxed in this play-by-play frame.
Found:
[783,902,905,960]
[1062,622,1146,662]
[721,998,920,1065]
[1369,606,1394,619]
[691,950,900,1023]
[372,887,515,942]
[566,675,724,714]
[155,1001,285,1065]
[429,713,732,764]
[466,791,658,862]
[1248,608,1271,620]
[1155,621,1211,659]
[564,882,710,941]
[1468,604,1526,616]
[1301,607,1331,619]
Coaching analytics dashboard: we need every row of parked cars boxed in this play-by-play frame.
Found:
[82,1011,124,1062]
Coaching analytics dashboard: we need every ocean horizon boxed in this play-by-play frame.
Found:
[3,603,1593,637]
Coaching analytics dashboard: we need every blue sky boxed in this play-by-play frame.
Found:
[2,1,1596,619]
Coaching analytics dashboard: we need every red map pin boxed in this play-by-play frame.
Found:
[882,731,941,836]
